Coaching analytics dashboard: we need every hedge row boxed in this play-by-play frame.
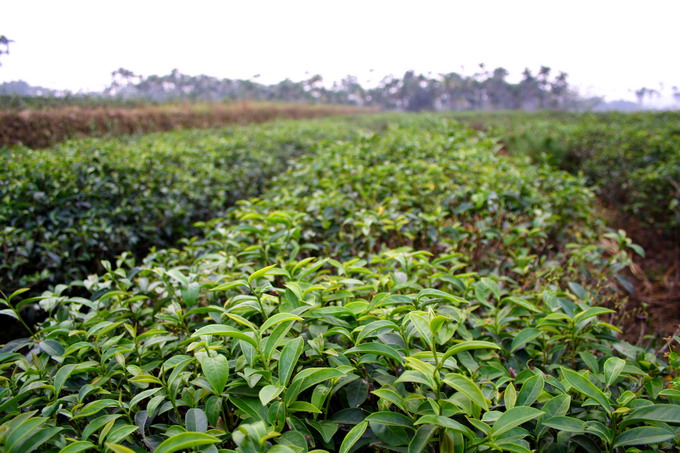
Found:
[450,111,680,233]
[0,118,371,293]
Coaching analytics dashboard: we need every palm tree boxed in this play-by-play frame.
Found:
[0,35,12,66]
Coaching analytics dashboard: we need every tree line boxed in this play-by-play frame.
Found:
[105,66,596,111]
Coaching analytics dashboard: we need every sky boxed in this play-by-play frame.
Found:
[1,1,679,105]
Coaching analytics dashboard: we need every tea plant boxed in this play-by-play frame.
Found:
[0,118,373,292]
[449,111,680,233]
[1,116,677,452]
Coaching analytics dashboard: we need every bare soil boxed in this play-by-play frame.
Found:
[610,214,679,344]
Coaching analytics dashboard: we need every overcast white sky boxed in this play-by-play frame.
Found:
[1,1,679,103]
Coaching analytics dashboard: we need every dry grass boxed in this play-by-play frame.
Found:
[0,101,376,148]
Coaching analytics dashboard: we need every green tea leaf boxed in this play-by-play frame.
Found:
[541,416,585,433]
[72,399,120,419]
[502,296,540,312]
[504,383,517,410]
[11,426,61,453]
[278,337,304,387]
[105,443,136,453]
[510,328,543,353]
[414,415,473,437]
[197,352,229,395]
[248,264,278,285]
[307,420,339,444]
[365,411,414,429]
[58,441,96,453]
[612,426,676,448]
[263,320,296,361]
[259,384,284,406]
[259,312,303,333]
[191,324,257,347]
[620,404,680,427]
[355,320,398,345]
[441,340,500,362]
[490,406,543,438]
[39,340,64,357]
[561,368,611,413]
[603,357,626,386]
[339,420,368,453]
[408,424,437,453]
[516,372,544,407]
[154,432,221,453]
[443,374,489,411]
[54,364,77,396]
[185,408,208,433]
[409,313,433,348]
[345,342,404,364]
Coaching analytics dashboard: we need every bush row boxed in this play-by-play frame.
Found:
[0,118,370,293]
[1,116,677,452]
[450,111,680,233]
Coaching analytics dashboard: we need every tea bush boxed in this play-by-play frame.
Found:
[1,116,678,452]
[450,111,680,232]
[0,119,369,292]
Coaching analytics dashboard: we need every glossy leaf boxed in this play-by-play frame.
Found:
[339,420,368,453]
[491,407,543,438]
[154,432,221,453]
[561,368,611,413]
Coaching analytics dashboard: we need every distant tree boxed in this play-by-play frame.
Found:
[518,68,542,110]
[303,74,326,102]
[106,68,142,96]
[484,67,514,109]
[0,35,12,66]
[635,87,659,106]
[548,71,570,109]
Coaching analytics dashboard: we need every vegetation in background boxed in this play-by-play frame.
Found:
[1,65,600,112]
[1,116,678,452]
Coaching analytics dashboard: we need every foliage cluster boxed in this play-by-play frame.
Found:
[0,118,370,292]
[450,111,680,233]
[1,116,677,452]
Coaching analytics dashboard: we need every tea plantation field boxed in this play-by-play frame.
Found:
[450,111,680,233]
[1,115,678,452]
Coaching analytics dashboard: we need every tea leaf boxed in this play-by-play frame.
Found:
[185,408,208,433]
[278,337,304,387]
[339,420,368,453]
[441,340,500,362]
[620,404,680,427]
[561,368,611,413]
[345,342,404,364]
[603,357,626,386]
[443,374,489,411]
[259,384,284,406]
[154,432,221,453]
[365,411,414,429]
[612,426,676,448]
[197,352,229,395]
[490,406,543,438]
[191,324,257,347]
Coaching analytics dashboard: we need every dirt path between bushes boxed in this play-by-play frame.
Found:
[611,215,679,344]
